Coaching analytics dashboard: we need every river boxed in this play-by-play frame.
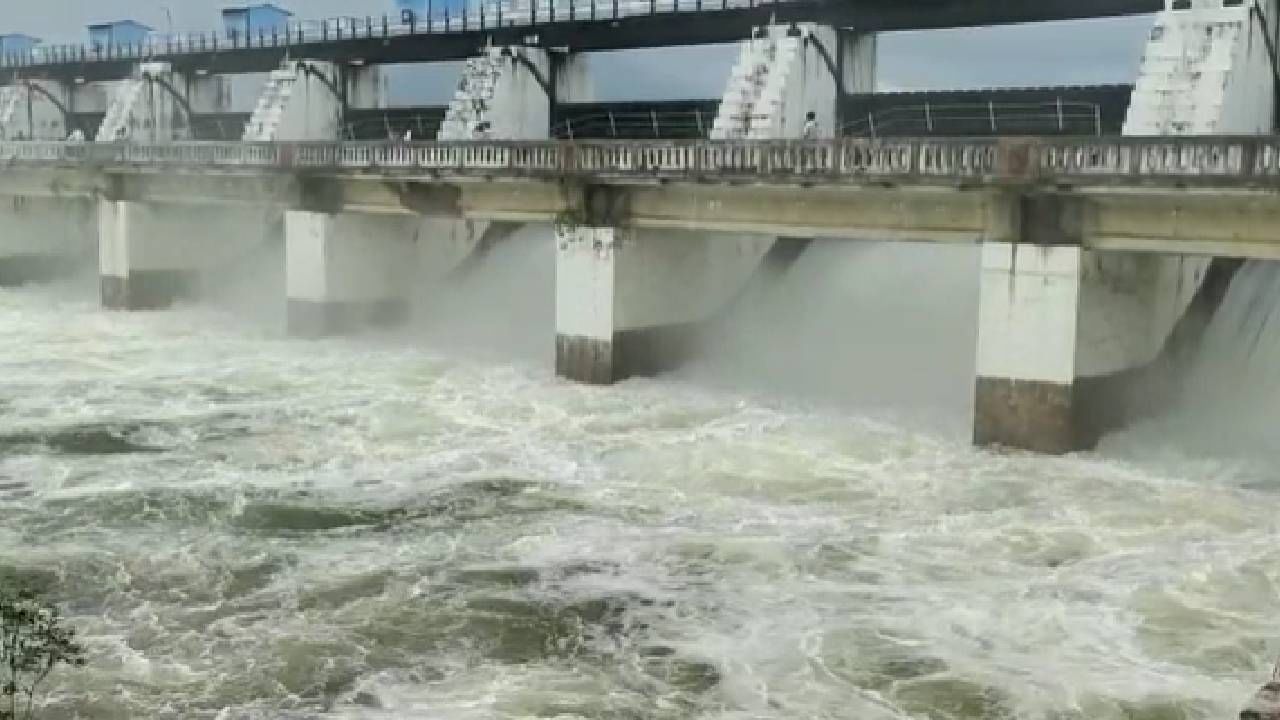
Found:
[1,238,1276,719]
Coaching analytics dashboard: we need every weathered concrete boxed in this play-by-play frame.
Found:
[285,210,416,337]
[712,24,874,140]
[96,63,191,142]
[554,225,772,384]
[0,81,71,140]
[243,61,386,141]
[99,200,276,310]
[972,242,1209,452]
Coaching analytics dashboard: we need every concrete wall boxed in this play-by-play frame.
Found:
[765,25,837,139]
[185,74,235,115]
[345,66,388,111]
[438,48,558,140]
[712,24,874,140]
[0,82,69,140]
[96,63,197,142]
[489,48,552,139]
[244,62,345,141]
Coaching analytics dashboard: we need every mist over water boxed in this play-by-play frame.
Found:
[408,225,556,364]
[1106,260,1280,480]
[684,242,980,437]
[1,234,1278,719]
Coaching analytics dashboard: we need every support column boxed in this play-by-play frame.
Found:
[285,210,417,337]
[99,201,276,310]
[99,201,199,310]
[973,232,1205,454]
[555,226,772,384]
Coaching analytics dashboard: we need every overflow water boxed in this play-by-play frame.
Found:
[0,242,1277,719]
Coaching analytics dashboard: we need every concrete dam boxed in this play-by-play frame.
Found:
[2,1,1280,718]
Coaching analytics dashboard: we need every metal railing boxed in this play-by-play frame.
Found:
[840,100,1107,138]
[552,109,713,139]
[0,0,793,70]
[2,137,1280,185]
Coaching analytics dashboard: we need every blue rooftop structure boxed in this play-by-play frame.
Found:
[0,34,40,57]
[88,20,153,49]
[221,4,294,41]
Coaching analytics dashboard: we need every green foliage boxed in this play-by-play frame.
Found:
[0,588,85,720]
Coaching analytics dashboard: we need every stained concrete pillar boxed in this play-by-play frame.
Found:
[0,197,95,285]
[285,210,417,337]
[99,201,275,310]
[972,199,1206,453]
[555,226,772,384]
[99,201,199,309]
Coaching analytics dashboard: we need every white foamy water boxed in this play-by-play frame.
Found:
[0,246,1277,720]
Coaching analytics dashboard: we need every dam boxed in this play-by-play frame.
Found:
[0,0,1279,717]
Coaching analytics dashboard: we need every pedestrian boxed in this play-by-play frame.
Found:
[802,111,819,140]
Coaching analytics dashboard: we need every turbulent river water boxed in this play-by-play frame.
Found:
[1,237,1278,719]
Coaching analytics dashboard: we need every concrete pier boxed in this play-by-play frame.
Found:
[560,22,874,384]
[285,210,416,337]
[555,226,771,384]
[99,201,275,310]
[973,241,1206,452]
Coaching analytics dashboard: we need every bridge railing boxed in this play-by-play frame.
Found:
[0,0,790,70]
[5,137,1280,185]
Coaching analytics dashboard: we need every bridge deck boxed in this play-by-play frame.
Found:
[2,0,1159,83]
[2,135,1274,259]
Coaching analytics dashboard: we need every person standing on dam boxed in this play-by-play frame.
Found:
[802,111,819,139]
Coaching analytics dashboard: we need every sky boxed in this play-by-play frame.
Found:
[0,1,1155,99]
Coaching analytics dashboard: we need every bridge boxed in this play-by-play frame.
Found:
[0,0,1269,456]
[2,135,1275,255]
[1,0,1158,83]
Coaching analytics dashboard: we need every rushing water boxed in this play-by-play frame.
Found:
[2,241,1279,719]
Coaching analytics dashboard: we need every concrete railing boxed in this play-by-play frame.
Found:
[5,137,1280,185]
